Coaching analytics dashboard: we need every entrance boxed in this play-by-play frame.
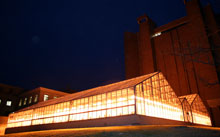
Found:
[181,99,193,123]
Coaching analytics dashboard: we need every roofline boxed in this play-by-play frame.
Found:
[133,72,160,88]
[154,16,189,34]
[20,87,69,96]
[0,83,24,90]
[15,72,159,112]
[38,87,69,95]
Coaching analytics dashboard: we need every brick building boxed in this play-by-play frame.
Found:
[18,87,69,110]
[0,83,69,116]
[0,84,69,135]
[124,0,220,126]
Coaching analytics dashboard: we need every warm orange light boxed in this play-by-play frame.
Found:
[135,73,212,126]
[136,96,184,121]
[7,73,212,128]
[7,88,135,128]
[192,112,211,126]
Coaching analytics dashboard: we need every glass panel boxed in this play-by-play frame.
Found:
[107,92,112,108]
[136,73,184,122]
[111,91,116,107]
[191,96,211,126]
[102,94,107,109]
[101,110,106,118]
[122,106,129,115]
[7,86,136,127]
[93,96,97,111]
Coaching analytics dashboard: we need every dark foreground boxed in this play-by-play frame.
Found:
[1,125,220,137]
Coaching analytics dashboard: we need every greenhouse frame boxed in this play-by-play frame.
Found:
[5,72,212,134]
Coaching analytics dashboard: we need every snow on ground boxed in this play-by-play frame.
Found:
[1,125,220,137]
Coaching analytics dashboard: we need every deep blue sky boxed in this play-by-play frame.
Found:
[0,0,219,92]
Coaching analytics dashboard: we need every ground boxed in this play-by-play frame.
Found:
[1,125,220,137]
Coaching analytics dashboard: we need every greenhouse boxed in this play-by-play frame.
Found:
[6,72,212,133]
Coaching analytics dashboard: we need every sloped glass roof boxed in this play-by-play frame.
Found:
[178,94,197,105]
[19,72,159,112]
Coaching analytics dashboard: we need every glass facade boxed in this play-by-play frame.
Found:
[7,72,212,128]
[136,73,184,122]
[179,94,211,126]
[7,87,135,128]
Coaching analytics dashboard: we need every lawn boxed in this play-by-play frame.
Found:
[1,125,220,137]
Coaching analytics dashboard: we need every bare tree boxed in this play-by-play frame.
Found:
[161,34,220,87]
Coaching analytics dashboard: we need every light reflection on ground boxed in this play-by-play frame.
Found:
[1,125,220,137]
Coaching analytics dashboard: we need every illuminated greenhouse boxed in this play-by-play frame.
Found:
[6,72,212,134]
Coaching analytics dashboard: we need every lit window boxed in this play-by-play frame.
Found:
[24,98,27,105]
[152,32,161,38]
[0,99,1,104]
[34,95,38,102]
[19,99,22,106]
[54,96,57,99]
[29,96,32,104]
[44,95,49,101]
[6,101,12,106]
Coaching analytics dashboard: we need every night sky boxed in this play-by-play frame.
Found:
[0,0,219,92]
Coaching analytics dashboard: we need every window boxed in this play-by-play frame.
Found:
[19,99,22,106]
[24,98,27,105]
[6,100,12,106]
[29,96,32,104]
[0,99,1,104]
[44,95,49,101]
[34,95,38,102]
